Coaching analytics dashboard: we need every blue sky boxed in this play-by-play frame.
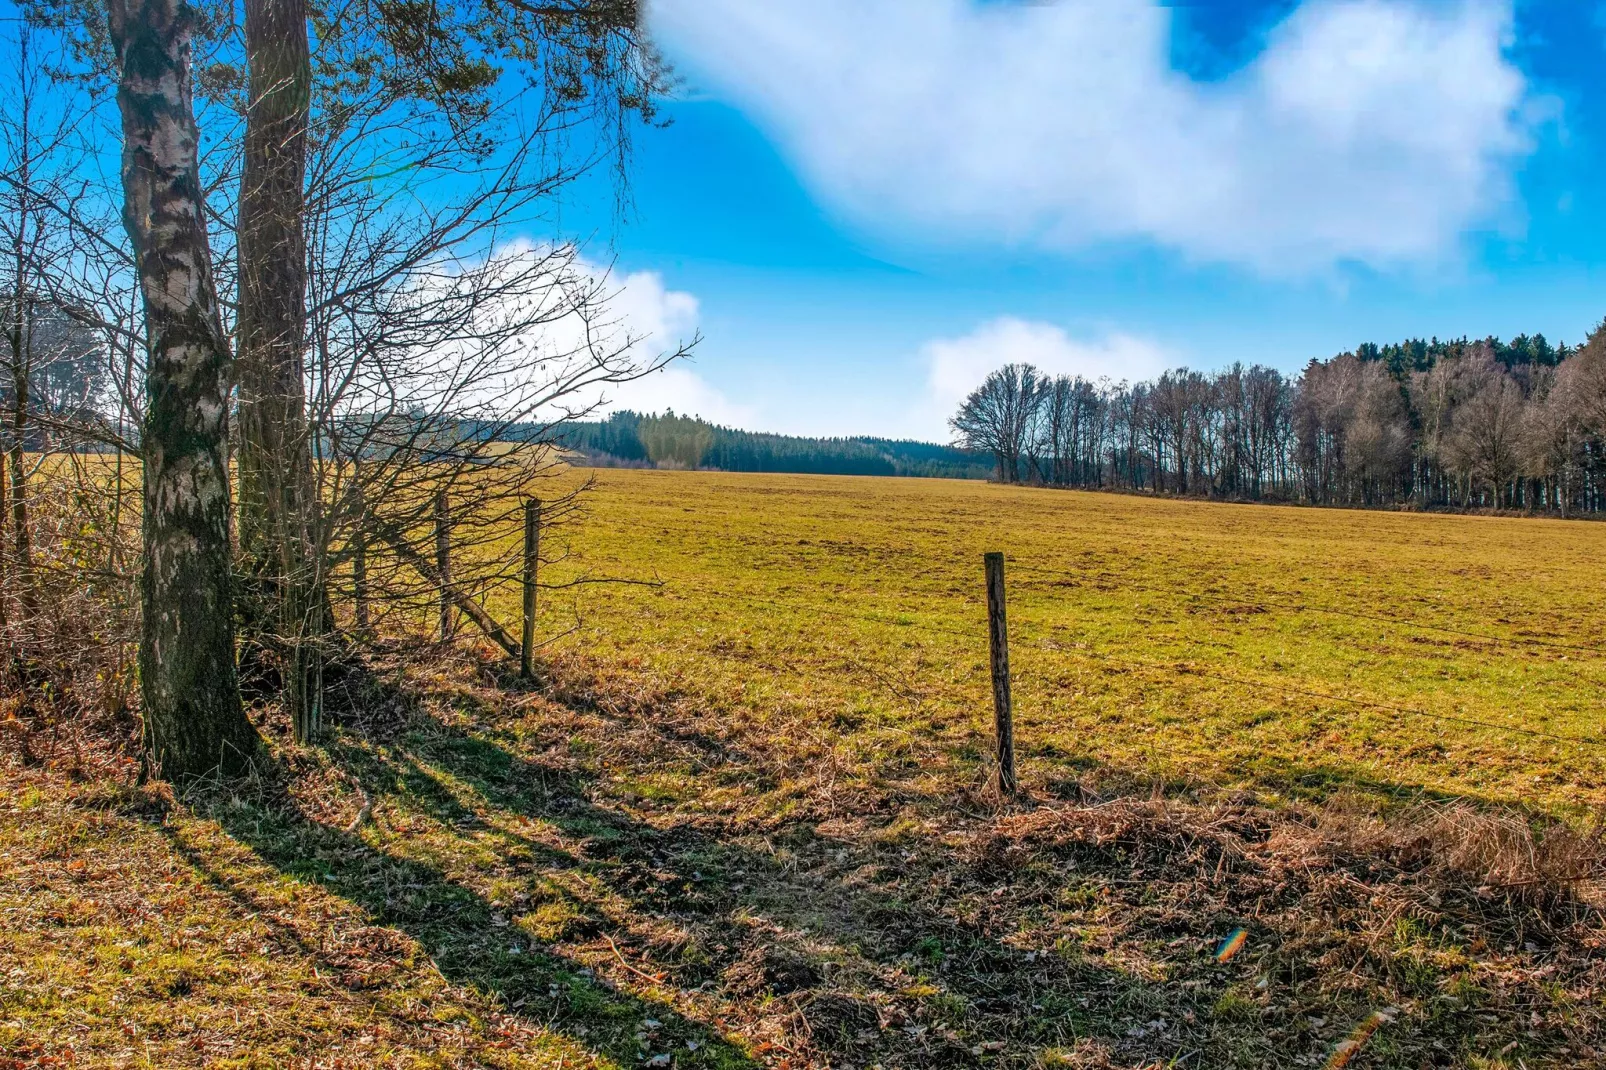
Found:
[560,0,1606,440]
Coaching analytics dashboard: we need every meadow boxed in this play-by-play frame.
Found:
[5,469,1605,1069]
[525,469,1606,819]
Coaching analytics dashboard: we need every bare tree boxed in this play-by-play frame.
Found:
[945,331,1605,515]
[1548,324,1606,441]
[1030,375,1104,488]
[1241,365,1292,499]
[1345,360,1412,504]
[951,364,1044,483]
[1440,354,1528,509]
[282,61,690,680]
[1149,369,1211,495]
[220,0,669,734]
[1410,347,1490,507]
[1105,381,1142,489]
[234,0,322,731]
[1028,375,1065,486]
[0,19,74,624]
[1525,327,1606,515]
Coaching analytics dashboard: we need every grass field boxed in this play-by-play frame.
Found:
[528,469,1606,819]
[5,469,1605,1069]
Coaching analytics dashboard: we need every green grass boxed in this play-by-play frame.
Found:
[521,469,1606,818]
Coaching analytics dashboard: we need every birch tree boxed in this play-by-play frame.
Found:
[107,0,258,779]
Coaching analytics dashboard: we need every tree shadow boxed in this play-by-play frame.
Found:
[152,651,1594,1068]
[339,710,1208,1066]
[151,740,762,1068]
[1228,751,1577,818]
[368,664,1602,1065]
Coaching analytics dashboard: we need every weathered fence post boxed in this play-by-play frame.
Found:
[985,551,1018,795]
[0,450,7,631]
[352,479,370,637]
[435,488,453,641]
[521,498,541,679]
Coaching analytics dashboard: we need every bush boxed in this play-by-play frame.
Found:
[1,463,140,770]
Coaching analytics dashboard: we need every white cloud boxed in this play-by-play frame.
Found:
[603,267,701,347]
[909,317,1172,439]
[648,0,1538,272]
[426,239,741,425]
[577,263,756,426]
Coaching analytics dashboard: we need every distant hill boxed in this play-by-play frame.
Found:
[543,411,991,480]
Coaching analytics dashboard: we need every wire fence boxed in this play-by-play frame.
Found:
[649,573,1606,755]
[1007,559,1603,656]
[408,506,1606,799]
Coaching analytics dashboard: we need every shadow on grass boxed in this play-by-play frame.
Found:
[154,728,762,1067]
[145,651,1593,1069]
[339,711,1208,1066]
[1229,752,1567,813]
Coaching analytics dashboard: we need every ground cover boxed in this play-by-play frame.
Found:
[4,470,1604,1068]
[525,470,1606,818]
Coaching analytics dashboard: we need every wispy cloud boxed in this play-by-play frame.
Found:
[649,0,1540,273]
[457,243,745,426]
[906,317,1172,440]
[582,266,757,427]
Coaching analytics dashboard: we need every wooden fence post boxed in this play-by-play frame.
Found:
[352,480,370,637]
[985,551,1018,795]
[521,498,541,679]
[435,488,453,640]
[0,449,7,631]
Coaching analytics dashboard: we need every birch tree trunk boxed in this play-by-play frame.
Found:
[108,0,258,780]
[236,0,323,738]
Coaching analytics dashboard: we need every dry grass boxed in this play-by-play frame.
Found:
[3,640,1604,1068]
[1308,798,1606,903]
[6,469,1606,1068]
[0,474,140,770]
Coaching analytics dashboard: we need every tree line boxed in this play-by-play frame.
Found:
[553,410,992,479]
[952,327,1606,515]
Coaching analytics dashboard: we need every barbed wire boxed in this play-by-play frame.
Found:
[626,574,1606,755]
[1007,625,1606,751]
[1006,559,1603,656]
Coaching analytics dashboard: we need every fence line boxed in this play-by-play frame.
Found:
[641,573,1606,755]
[378,512,1606,776]
[1006,559,1603,656]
